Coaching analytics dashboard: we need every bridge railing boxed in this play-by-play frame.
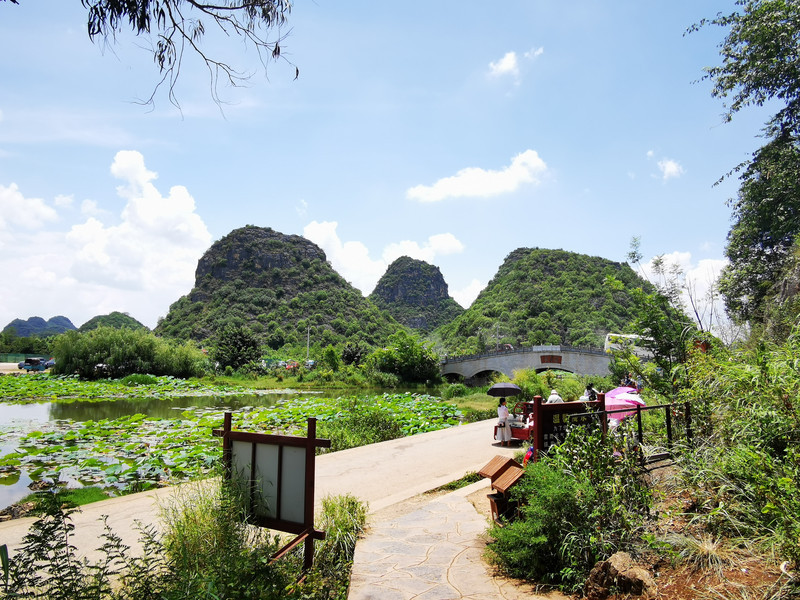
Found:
[441,344,606,364]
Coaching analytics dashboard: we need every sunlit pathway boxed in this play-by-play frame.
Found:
[348,480,564,600]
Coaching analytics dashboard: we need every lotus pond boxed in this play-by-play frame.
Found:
[0,375,460,508]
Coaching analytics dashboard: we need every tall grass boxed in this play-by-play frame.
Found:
[0,481,368,600]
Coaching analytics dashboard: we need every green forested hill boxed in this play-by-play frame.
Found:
[433,248,647,354]
[155,226,402,349]
[369,256,464,332]
[79,312,148,332]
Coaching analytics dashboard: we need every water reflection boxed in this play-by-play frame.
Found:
[47,394,288,422]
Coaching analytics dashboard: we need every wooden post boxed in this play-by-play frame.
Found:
[533,395,543,461]
[303,418,317,571]
[685,402,693,447]
[635,404,643,444]
[222,412,232,479]
[665,404,673,453]
[598,392,607,436]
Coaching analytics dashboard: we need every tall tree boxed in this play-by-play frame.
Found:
[693,0,800,322]
[693,0,800,137]
[1,0,296,106]
[718,132,800,321]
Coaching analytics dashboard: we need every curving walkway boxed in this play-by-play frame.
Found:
[0,418,562,599]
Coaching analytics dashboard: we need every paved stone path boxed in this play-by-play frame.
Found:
[348,480,562,600]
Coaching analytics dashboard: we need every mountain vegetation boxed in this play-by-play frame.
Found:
[155,225,402,352]
[369,256,464,332]
[433,248,648,354]
[2,316,76,338]
[78,311,148,332]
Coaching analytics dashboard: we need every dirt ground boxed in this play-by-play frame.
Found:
[462,466,791,600]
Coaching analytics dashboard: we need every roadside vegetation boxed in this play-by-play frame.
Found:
[0,481,367,600]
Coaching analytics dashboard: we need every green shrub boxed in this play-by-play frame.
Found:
[50,327,207,380]
[302,494,368,599]
[121,373,158,386]
[317,400,404,451]
[488,461,595,585]
[488,425,652,591]
[441,383,469,399]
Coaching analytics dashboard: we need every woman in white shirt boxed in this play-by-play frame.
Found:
[495,398,512,446]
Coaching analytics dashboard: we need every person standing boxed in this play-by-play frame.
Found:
[495,398,512,446]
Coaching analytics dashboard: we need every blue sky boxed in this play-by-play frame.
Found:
[0,1,771,330]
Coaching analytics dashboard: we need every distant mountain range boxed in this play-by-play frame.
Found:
[5,227,650,356]
[3,312,147,337]
[2,316,76,337]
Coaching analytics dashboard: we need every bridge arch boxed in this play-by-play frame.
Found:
[440,345,610,382]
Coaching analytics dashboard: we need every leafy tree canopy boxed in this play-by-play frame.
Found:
[718,132,800,321]
[692,0,800,136]
[693,1,800,325]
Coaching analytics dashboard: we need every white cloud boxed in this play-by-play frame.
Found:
[657,158,684,181]
[0,151,212,328]
[303,221,465,295]
[639,251,729,332]
[489,51,519,78]
[646,150,654,158]
[54,194,73,208]
[0,183,58,235]
[406,150,548,202]
[80,198,104,216]
[451,278,485,309]
[524,47,544,60]
[296,199,308,218]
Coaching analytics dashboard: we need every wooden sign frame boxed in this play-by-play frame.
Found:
[213,413,331,570]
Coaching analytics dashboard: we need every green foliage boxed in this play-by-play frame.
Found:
[717,133,800,323]
[440,383,469,399]
[50,327,207,380]
[0,482,367,600]
[322,345,341,372]
[158,480,289,599]
[366,330,440,384]
[693,1,800,325]
[692,0,800,137]
[212,323,261,370]
[316,400,404,452]
[341,342,368,366]
[488,461,595,586]
[678,327,800,562]
[78,312,147,333]
[488,426,651,591]
[434,248,647,354]
[302,494,368,600]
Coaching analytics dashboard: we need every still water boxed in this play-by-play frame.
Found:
[0,391,316,508]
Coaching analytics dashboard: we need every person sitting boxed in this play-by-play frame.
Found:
[584,383,598,402]
[546,389,563,403]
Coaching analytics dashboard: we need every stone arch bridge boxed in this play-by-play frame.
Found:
[440,345,611,383]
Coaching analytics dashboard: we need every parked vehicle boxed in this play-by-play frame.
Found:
[20,357,47,372]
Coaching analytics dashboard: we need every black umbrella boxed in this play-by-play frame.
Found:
[487,382,522,397]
